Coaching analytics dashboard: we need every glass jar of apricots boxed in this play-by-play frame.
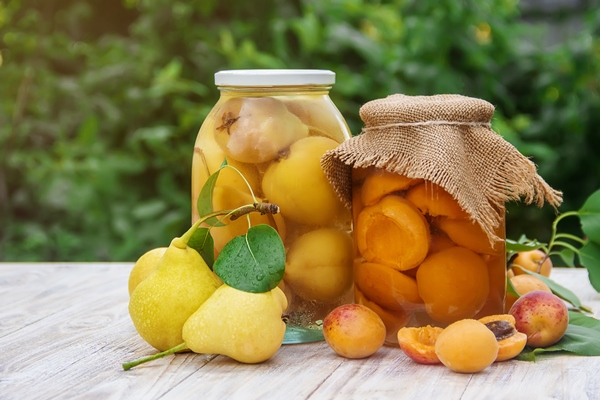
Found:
[191,70,353,336]
[351,169,506,344]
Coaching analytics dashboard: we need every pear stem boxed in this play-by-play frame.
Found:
[122,342,188,371]
[173,203,279,249]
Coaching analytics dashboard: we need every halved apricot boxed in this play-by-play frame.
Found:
[478,314,527,361]
[416,246,489,324]
[361,170,422,206]
[397,326,444,365]
[405,182,468,219]
[435,217,503,255]
[355,195,430,271]
[428,232,455,254]
[354,261,422,310]
[355,286,409,344]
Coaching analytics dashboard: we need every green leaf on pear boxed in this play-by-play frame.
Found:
[197,158,227,227]
[579,188,600,243]
[187,227,215,268]
[213,224,285,293]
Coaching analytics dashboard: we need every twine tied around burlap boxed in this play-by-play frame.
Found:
[321,94,563,245]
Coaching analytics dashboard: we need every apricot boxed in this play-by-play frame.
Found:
[284,228,353,303]
[505,274,551,313]
[428,232,455,254]
[435,319,499,373]
[213,97,309,164]
[511,249,553,277]
[355,195,430,271]
[360,170,422,206]
[323,304,386,359]
[355,287,409,344]
[354,261,422,310]
[262,136,349,226]
[405,182,468,219]
[436,217,503,255]
[478,314,527,361]
[417,247,489,324]
[509,290,569,348]
[397,326,444,365]
[209,185,282,253]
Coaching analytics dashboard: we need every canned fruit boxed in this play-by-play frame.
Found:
[435,319,499,373]
[355,195,430,271]
[323,304,386,359]
[417,247,489,323]
[478,314,527,361]
[283,97,346,141]
[397,326,443,365]
[213,97,308,164]
[354,262,422,309]
[361,169,422,206]
[511,249,553,277]
[505,274,551,313]
[435,217,503,255]
[354,287,409,344]
[262,136,348,226]
[405,182,468,219]
[284,228,353,303]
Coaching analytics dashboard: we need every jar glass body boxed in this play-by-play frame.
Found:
[192,84,353,332]
[351,167,506,344]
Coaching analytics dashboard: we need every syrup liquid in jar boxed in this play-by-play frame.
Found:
[192,70,353,336]
[351,167,506,344]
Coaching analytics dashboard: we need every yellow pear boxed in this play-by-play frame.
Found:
[182,285,288,364]
[129,226,222,351]
[128,247,168,296]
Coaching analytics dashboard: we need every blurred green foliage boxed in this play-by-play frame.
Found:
[1,0,599,261]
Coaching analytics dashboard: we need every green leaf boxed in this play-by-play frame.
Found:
[213,224,285,293]
[556,248,575,267]
[579,241,600,292]
[187,227,215,268]
[197,159,227,227]
[283,325,325,344]
[519,269,582,309]
[579,189,600,243]
[506,275,519,298]
[506,238,545,253]
[516,311,600,361]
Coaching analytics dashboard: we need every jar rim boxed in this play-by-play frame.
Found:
[214,69,335,86]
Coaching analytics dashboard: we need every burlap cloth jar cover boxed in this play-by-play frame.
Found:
[321,94,563,245]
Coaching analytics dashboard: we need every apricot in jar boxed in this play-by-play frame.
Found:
[284,228,353,302]
[405,182,468,219]
[435,319,499,373]
[355,195,430,271]
[323,304,386,359]
[262,136,348,226]
[416,246,489,323]
[361,170,422,206]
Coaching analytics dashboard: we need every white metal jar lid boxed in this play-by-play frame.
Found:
[214,69,335,86]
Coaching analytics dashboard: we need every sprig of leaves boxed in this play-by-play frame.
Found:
[190,161,286,294]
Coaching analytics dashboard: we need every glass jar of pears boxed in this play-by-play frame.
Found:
[192,70,353,337]
[351,168,506,344]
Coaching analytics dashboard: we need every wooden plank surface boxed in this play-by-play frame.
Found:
[0,263,599,399]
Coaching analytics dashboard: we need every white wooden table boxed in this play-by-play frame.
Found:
[1,263,599,399]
